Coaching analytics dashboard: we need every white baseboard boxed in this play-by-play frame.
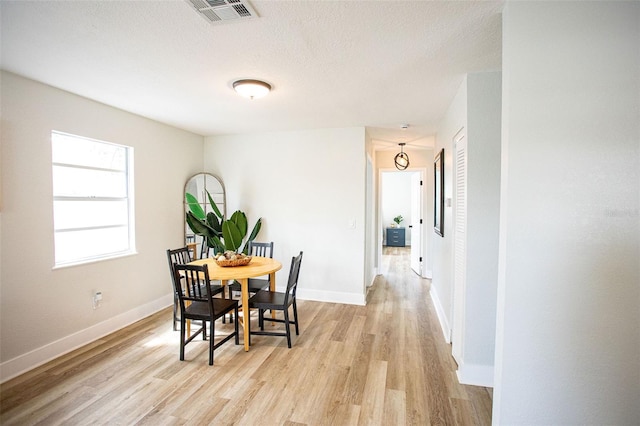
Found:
[367,268,378,287]
[0,294,173,384]
[456,362,494,387]
[424,269,432,279]
[295,288,366,306]
[429,285,451,343]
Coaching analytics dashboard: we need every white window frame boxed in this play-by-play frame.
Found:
[52,131,136,267]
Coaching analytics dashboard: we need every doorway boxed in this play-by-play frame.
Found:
[380,169,426,277]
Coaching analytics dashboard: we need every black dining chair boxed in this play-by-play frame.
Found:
[173,264,239,365]
[248,251,303,348]
[166,247,225,331]
[227,241,274,299]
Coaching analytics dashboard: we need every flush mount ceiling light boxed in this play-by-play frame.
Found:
[394,143,410,170]
[232,79,271,100]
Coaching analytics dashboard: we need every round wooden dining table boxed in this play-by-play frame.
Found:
[189,256,282,351]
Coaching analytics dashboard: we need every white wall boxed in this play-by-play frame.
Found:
[431,72,501,387]
[458,72,501,386]
[0,72,204,382]
[432,77,467,341]
[203,128,367,305]
[494,2,640,424]
[364,133,377,288]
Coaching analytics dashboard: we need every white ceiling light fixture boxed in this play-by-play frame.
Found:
[233,79,271,100]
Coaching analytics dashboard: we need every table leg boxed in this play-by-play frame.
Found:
[240,278,250,351]
[270,271,277,321]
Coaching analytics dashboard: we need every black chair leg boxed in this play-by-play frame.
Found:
[293,301,299,335]
[179,319,186,361]
[209,320,214,365]
[259,309,264,330]
[221,289,227,324]
[284,309,292,348]
[173,294,178,331]
[227,288,234,323]
[237,306,242,346]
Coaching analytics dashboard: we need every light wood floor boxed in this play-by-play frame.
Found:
[0,247,492,425]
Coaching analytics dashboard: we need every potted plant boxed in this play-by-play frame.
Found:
[185,191,262,256]
[393,215,404,228]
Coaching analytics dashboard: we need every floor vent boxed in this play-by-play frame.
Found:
[186,0,258,24]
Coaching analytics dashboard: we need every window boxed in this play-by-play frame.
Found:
[52,131,135,267]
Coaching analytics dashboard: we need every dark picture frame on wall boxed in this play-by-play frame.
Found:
[434,148,444,237]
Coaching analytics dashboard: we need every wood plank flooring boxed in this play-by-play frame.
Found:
[0,247,492,425]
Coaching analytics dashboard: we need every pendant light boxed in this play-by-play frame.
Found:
[394,143,410,170]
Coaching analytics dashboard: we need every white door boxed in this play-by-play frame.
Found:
[452,129,467,365]
[410,172,422,275]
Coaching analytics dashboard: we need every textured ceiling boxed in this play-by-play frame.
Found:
[0,0,502,149]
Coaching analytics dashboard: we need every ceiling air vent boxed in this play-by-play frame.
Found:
[186,0,258,24]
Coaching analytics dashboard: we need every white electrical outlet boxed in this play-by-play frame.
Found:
[93,292,103,309]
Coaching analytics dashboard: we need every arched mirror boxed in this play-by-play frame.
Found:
[184,173,226,258]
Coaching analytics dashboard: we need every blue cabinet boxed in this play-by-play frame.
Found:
[386,228,406,247]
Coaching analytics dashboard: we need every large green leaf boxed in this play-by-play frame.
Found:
[246,218,262,242]
[241,218,262,254]
[222,220,243,252]
[229,210,248,238]
[206,191,223,220]
[207,235,224,254]
[185,211,215,237]
[185,193,206,220]
[205,212,222,234]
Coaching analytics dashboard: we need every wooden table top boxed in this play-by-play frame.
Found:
[189,256,282,280]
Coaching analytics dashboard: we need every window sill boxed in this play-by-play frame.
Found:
[52,250,138,270]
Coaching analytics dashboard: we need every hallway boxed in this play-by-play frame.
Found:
[375,246,492,424]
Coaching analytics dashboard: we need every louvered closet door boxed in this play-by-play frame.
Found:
[452,129,467,366]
